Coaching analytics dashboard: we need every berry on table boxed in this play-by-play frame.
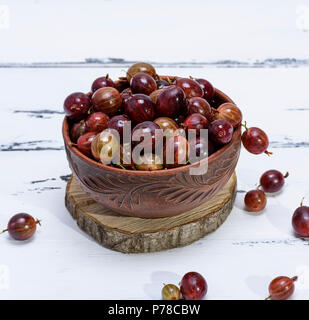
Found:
[244,189,267,212]
[265,276,297,300]
[162,284,181,300]
[1,213,41,241]
[241,122,272,155]
[260,170,289,193]
[180,272,207,300]
[292,198,309,237]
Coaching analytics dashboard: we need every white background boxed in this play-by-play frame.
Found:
[1,0,309,62]
[1,0,309,300]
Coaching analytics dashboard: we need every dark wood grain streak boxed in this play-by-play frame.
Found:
[0,140,63,151]
[1,58,309,68]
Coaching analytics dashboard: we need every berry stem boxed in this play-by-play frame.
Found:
[264,295,272,300]
[284,172,289,178]
[265,150,273,156]
[126,70,134,79]
[0,229,8,235]
[241,121,248,131]
[292,276,298,282]
[36,219,42,226]
[87,106,93,115]
[300,197,305,207]
[117,164,126,170]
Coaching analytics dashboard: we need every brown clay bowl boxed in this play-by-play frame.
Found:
[63,78,241,218]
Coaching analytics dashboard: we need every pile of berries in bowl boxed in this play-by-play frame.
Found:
[62,62,242,218]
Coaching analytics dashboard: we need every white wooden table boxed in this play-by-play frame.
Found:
[1,63,309,300]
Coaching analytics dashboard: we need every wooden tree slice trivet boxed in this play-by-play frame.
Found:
[65,172,237,253]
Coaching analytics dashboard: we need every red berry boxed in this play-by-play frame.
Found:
[1,213,41,241]
[107,115,130,141]
[121,87,133,101]
[242,125,271,155]
[266,276,297,300]
[195,78,215,102]
[118,144,135,169]
[154,117,179,131]
[260,170,288,193]
[92,87,122,116]
[70,121,87,142]
[91,130,120,163]
[126,62,157,82]
[156,85,186,118]
[163,135,190,168]
[189,136,215,160]
[175,78,204,99]
[174,114,186,126]
[244,189,267,212]
[183,113,209,136]
[209,119,233,145]
[124,94,156,124]
[85,112,110,133]
[130,73,157,95]
[134,153,163,171]
[180,272,207,300]
[64,92,91,121]
[292,200,309,237]
[187,97,213,121]
[217,103,242,128]
[77,132,96,158]
[132,121,162,151]
[91,74,115,93]
[149,88,166,104]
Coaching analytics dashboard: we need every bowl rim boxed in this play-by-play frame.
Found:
[62,87,241,176]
